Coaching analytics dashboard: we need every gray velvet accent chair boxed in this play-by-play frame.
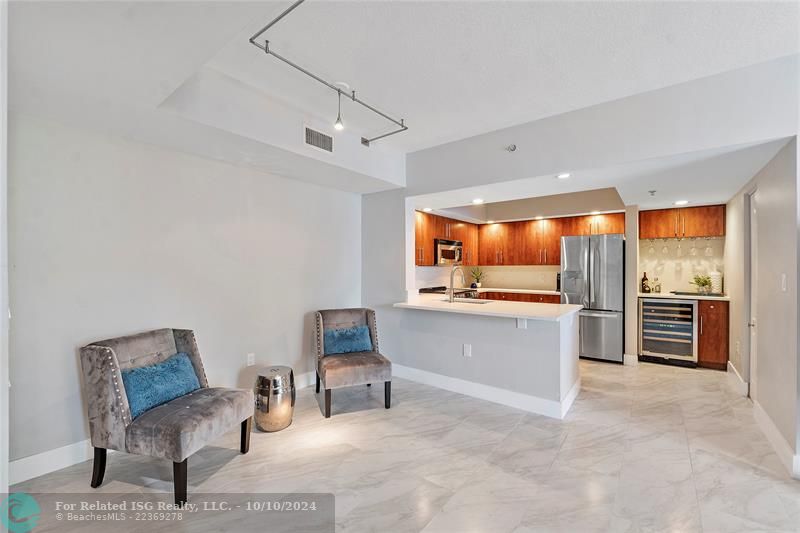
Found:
[79,328,254,505]
[314,308,392,417]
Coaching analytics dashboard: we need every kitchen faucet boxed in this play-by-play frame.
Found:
[449,263,466,303]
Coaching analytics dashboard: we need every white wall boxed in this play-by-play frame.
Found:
[624,205,639,360]
[725,138,797,449]
[8,114,362,461]
[1,0,10,494]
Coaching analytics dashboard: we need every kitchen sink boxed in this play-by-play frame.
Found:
[440,298,492,304]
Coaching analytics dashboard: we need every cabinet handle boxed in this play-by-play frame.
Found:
[682,215,685,237]
[700,316,704,335]
[674,215,678,237]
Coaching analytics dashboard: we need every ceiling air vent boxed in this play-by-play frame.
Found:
[304,126,334,153]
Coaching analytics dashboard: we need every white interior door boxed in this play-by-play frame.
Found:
[749,190,759,400]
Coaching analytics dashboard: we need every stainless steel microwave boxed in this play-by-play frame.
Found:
[434,239,463,265]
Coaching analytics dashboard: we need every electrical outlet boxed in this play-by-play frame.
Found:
[735,341,741,356]
[246,353,256,366]
[462,344,472,358]
[781,273,788,292]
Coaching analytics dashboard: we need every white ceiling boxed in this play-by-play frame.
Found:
[210,1,799,152]
[412,138,792,215]
[8,1,799,191]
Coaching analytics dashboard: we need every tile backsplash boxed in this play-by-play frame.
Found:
[415,265,560,290]
[638,238,725,294]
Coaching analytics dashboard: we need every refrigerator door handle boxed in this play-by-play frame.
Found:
[580,311,617,318]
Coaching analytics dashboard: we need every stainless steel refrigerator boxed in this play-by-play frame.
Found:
[561,234,625,363]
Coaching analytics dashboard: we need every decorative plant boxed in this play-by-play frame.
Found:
[690,274,712,290]
[471,267,484,284]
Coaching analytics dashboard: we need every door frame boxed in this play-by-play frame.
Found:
[745,188,758,399]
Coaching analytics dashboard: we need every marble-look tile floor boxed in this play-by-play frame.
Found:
[14,361,800,532]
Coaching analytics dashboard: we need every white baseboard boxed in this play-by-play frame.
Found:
[560,377,582,418]
[393,364,578,419]
[726,361,749,397]
[624,354,638,366]
[752,400,799,478]
[294,371,314,389]
[10,372,317,486]
[9,439,94,486]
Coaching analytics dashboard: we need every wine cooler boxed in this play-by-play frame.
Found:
[638,298,698,364]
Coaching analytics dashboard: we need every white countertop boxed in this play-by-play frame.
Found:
[638,292,730,302]
[395,294,582,322]
[476,287,561,295]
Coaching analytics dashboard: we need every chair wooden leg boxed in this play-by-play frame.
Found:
[316,371,321,393]
[240,417,252,454]
[385,381,391,409]
[324,389,331,418]
[90,447,106,488]
[173,459,188,506]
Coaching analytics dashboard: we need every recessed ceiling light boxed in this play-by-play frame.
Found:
[674,200,689,206]
[472,198,484,205]
[486,220,495,224]
[590,211,601,215]
[535,216,544,220]
[422,207,432,212]
[556,173,571,179]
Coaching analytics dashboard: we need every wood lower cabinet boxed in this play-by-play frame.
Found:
[640,205,725,239]
[479,292,560,303]
[697,300,729,370]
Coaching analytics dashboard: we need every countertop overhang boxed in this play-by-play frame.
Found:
[638,292,730,302]
[476,287,560,296]
[394,294,582,322]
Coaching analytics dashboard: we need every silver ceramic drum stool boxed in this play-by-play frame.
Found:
[254,366,296,432]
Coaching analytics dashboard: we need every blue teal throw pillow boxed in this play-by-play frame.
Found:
[121,352,200,419]
[324,326,373,355]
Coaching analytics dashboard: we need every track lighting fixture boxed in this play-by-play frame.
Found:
[334,91,344,131]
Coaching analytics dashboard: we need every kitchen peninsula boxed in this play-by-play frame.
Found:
[393,294,583,419]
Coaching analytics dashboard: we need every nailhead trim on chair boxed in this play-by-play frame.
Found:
[104,347,131,425]
[185,331,209,387]
[368,310,380,353]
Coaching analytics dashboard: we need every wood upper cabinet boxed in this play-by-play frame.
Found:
[522,218,563,265]
[697,300,729,370]
[562,213,625,236]
[593,213,626,234]
[681,206,725,238]
[639,205,725,239]
[479,223,510,265]
[415,212,479,266]
[414,211,435,266]
[639,209,678,239]
[452,220,479,266]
